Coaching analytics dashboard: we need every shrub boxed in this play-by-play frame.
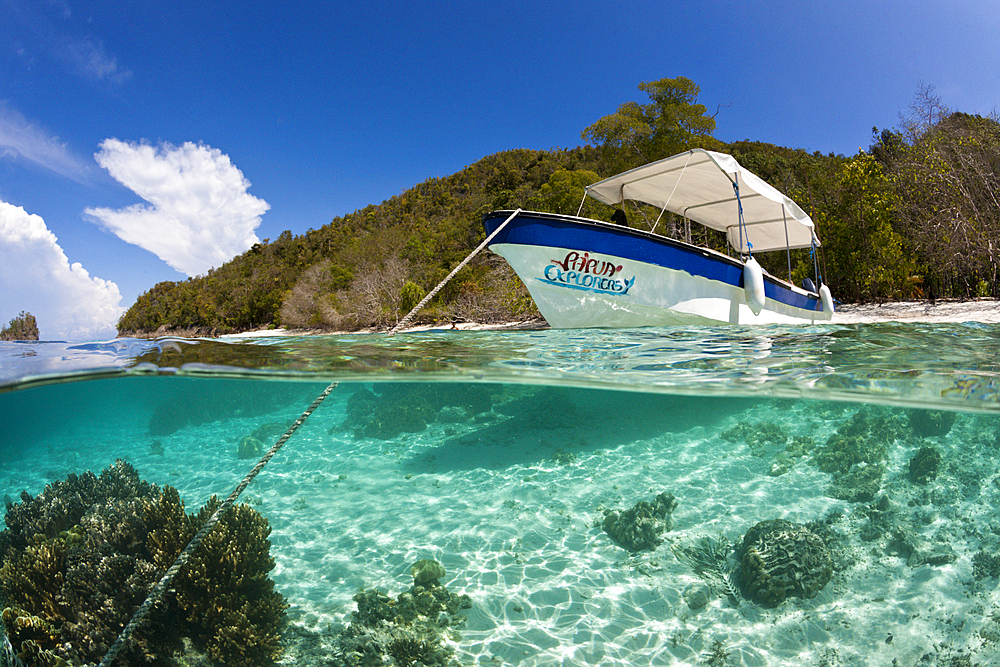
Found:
[0,311,39,341]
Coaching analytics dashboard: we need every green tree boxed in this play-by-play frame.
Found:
[535,169,603,217]
[891,111,1000,297]
[581,76,720,173]
[822,152,917,302]
[0,311,40,340]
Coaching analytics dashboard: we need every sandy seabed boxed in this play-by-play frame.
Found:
[7,380,1000,667]
[8,300,1000,666]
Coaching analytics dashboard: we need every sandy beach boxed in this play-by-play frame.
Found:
[831,299,1000,324]
[220,299,1000,340]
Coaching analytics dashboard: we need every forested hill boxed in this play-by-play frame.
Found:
[117,78,1000,336]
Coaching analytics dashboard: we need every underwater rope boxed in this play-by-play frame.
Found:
[94,381,339,667]
[1,621,24,667]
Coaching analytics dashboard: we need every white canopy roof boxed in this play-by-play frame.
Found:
[585,149,819,253]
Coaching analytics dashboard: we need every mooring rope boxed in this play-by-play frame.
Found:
[387,208,521,335]
[94,381,338,667]
[1,622,24,667]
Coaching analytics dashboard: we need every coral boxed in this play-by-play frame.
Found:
[972,551,1000,580]
[769,436,815,476]
[721,421,787,455]
[333,564,472,667]
[907,409,956,438]
[0,461,286,667]
[909,446,942,484]
[813,406,904,475]
[826,463,886,503]
[148,493,288,667]
[0,460,155,561]
[339,384,499,440]
[410,559,446,585]
[812,406,909,502]
[238,418,295,459]
[735,519,833,607]
[601,492,678,552]
[237,434,264,459]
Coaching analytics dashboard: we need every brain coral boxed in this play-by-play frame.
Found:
[410,558,447,584]
[736,519,833,607]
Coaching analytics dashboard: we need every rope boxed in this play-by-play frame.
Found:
[733,180,751,258]
[1,623,24,667]
[387,209,521,335]
[94,381,338,667]
[651,151,691,235]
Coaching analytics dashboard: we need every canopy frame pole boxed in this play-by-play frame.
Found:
[576,189,588,217]
[651,152,691,236]
[733,178,752,258]
[783,205,792,281]
[811,236,821,286]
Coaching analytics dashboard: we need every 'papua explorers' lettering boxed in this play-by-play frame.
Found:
[550,251,622,277]
[543,251,636,295]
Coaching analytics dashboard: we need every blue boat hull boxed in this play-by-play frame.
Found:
[483,210,831,327]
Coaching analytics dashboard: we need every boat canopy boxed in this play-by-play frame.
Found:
[585,148,819,254]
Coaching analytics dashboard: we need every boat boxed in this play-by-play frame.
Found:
[482,148,835,328]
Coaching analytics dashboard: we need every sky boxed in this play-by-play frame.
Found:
[1,0,998,341]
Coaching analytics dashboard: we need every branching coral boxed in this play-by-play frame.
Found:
[0,461,286,667]
[333,559,472,667]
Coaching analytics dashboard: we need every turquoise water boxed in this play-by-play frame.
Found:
[2,324,1000,666]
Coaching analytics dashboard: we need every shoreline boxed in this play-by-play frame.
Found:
[831,298,1000,324]
[218,299,1000,339]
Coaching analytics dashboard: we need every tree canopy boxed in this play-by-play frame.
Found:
[581,76,721,173]
[1,311,40,341]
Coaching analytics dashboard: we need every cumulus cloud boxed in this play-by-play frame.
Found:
[0,200,124,341]
[85,140,269,277]
[0,102,91,182]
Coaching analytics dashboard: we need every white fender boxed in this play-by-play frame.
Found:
[743,257,765,316]
[820,283,835,314]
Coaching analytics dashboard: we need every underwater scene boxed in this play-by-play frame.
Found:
[2,324,1000,667]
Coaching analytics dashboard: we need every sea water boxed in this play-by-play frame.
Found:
[2,324,1000,666]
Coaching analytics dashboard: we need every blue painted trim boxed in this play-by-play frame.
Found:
[483,210,822,313]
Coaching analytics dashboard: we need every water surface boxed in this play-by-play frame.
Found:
[2,324,999,666]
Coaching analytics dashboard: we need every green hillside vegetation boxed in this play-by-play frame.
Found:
[1,311,40,341]
[117,78,1000,336]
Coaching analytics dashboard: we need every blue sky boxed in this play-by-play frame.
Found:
[1,0,997,340]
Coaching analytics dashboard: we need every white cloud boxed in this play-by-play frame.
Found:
[85,140,269,277]
[63,35,132,85]
[0,102,91,182]
[0,200,124,341]
[2,0,131,85]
